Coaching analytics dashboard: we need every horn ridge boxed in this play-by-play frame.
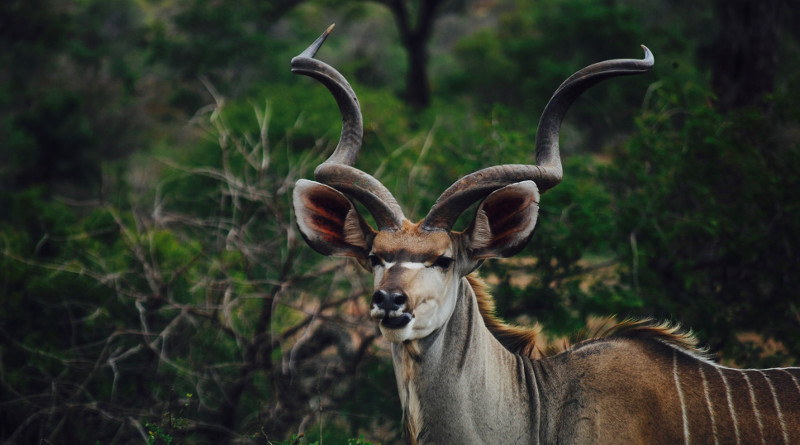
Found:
[421,46,654,232]
[314,164,405,230]
[292,26,406,231]
[291,25,363,166]
[535,45,654,170]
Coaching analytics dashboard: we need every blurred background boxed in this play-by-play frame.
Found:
[1,0,799,443]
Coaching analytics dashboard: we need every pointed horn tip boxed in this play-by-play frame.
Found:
[640,44,654,65]
[295,24,337,60]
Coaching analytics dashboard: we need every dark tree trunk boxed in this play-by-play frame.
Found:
[405,34,431,108]
[711,0,785,111]
[384,0,444,109]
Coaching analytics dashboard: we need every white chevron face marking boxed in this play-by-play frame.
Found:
[384,262,426,270]
[673,351,690,445]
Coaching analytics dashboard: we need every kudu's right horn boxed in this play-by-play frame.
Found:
[291,25,406,231]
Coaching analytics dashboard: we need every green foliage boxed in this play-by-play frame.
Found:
[1,91,394,443]
[603,80,800,365]
[271,432,378,445]
[1,0,150,196]
[151,0,281,79]
[3,0,800,443]
[444,0,651,139]
[9,90,99,189]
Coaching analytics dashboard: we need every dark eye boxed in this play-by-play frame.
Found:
[368,254,382,267]
[432,256,453,270]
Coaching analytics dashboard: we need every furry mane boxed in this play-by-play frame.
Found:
[468,274,549,359]
[566,316,711,359]
[467,274,708,360]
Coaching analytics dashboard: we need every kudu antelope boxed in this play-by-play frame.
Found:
[291,26,800,444]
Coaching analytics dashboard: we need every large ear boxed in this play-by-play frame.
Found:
[465,181,540,260]
[293,179,375,258]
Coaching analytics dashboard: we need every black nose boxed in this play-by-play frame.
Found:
[372,289,407,312]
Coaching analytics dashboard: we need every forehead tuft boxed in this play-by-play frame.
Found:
[372,224,452,259]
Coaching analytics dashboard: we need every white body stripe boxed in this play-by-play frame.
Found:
[782,369,800,395]
[761,371,789,445]
[743,372,766,444]
[698,365,719,445]
[716,367,741,445]
[673,351,690,445]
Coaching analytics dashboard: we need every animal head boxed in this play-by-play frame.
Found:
[292,25,653,343]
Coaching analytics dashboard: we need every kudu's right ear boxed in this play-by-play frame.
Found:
[465,181,540,260]
[293,179,375,259]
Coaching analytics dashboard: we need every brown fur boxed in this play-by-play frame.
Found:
[571,316,706,355]
[372,221,451,261]
[468,273,708,359]
[468,274,549,359]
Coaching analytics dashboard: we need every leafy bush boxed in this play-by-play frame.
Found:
[604,80,800,366]
[0,93,397,444]
[3,1,800,443]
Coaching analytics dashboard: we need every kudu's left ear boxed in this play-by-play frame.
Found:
[465,181,540,260]
[293,179,375,258]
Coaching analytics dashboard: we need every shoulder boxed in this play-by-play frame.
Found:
[571,318,707,357]
[542,319,711,382]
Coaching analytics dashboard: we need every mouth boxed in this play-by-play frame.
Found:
[381,313,412,329]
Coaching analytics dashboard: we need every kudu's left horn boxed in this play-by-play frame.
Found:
[421,46,654,231]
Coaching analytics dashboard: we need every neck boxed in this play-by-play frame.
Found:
[389,280,800,445]
[391,277,542,444]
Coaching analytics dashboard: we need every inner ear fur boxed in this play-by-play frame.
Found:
[465,181,540,260]
[293,179,375,258]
